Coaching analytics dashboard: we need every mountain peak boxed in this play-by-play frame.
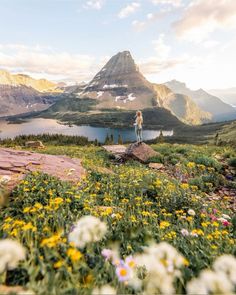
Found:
[85,50,146,91]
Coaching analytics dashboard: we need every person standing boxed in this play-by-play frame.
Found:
[134,110,143,143]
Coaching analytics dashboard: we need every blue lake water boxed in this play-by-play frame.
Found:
[0,118,173,143]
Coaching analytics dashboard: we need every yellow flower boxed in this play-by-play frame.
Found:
[187,162,195,168]
[201,222,210,228]
[13,220,25,227]
[186,216,193,222]
[212,222,219,227]
[211,245,218,250]
[2,223,11,231]
[207,234,213,240]
[84,274,93,285]
[22,222,36,232]
[5,217,13,223]
[127,244,132,251]
[23,207,31,213]
[10,228,18,237]
[141,211,150,217]
[41,233,62,248]
[181,183,189,190]
[154,179,162,188]
[67,248,83,262]
[130,215,137,223]
[54,261,63,269]
[183,258,190,267]
[191,229,204,236]
[34,202,43,210]
[30,208,37,213]
[53,197,64,205]
[160,221,171,229]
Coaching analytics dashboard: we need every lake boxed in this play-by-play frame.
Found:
[0,118,173,143]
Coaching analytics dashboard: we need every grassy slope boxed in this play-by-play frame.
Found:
[0,142,235,294]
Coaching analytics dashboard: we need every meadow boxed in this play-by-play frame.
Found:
[0,142,236,294]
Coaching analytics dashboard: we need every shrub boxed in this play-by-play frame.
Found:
[192,155,222,171]
[228,157,236,168]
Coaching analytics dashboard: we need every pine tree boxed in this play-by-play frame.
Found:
[159,130,164,143]
[110,134,114,144]
[104,133,110,145]
[118,134,123,144]
[214,133,219,146]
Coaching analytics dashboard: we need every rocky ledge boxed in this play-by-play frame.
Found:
[0,147,86,192]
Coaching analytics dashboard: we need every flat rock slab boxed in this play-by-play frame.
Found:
[149,163,164,170]
[0,147,86,191]
[102,145,127,155]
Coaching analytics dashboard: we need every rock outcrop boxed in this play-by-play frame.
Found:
[103,143,158,163]
[0,148,86,192]
[125,142,158,163]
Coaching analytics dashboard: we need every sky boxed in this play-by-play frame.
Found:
[0,0,236,89]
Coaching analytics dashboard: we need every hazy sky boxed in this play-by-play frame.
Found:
[0,0,236,89]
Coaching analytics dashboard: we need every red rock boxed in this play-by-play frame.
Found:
[0,147,86,192]
[125,142,158,163]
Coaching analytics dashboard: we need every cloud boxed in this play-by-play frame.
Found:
[140,35,236,89]
[173,0,236,42]
[132,20,146,31]
[152,34,171,60]
[139,34,184,77]
[118,2,140,19]
[0,44,105,82]
[151,0,182,7]
[132,9,172,31]
[83,0,105,10]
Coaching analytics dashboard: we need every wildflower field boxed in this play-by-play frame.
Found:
[0,143,236,294]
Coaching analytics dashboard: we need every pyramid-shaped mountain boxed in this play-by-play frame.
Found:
[73,51,211,124]
[76,51,156,110]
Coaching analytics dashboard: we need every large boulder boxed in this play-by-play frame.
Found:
[125,142,158,163]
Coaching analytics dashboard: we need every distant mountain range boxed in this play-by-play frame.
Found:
[1,51,236,125]
[208,87,236,107]
[0,70,61,117]
[165,80,236,122]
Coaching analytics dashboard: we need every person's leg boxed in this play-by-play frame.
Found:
[135,125,139,143]
[140,128,143,142]
[137,128,141,143]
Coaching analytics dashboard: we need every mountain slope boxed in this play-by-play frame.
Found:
[0,85,59,117]
[0,69,59,92]
[0,70,62,117]
[208,87,236,107]
[165,80,236,122]
[153,84,211,125]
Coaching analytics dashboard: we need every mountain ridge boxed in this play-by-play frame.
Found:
[0,69,61,93]
[165,80,236,122]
